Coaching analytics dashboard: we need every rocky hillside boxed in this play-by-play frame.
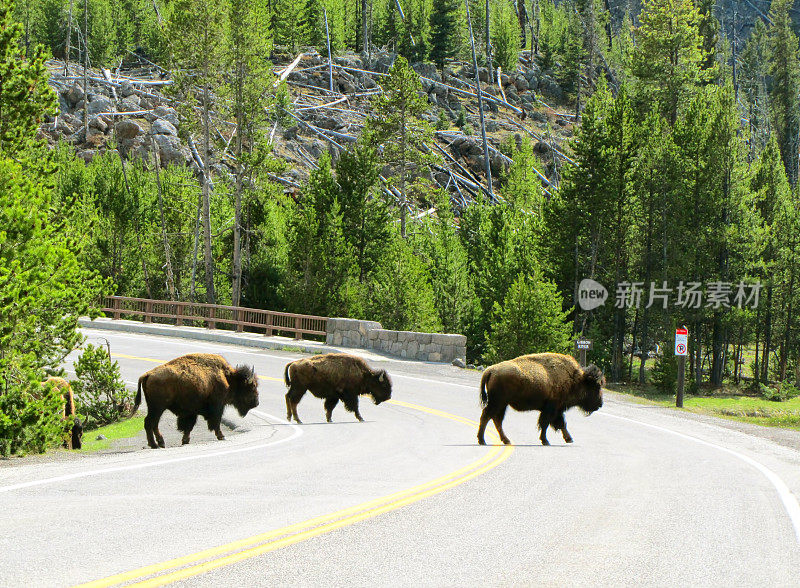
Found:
[40,50,578,202]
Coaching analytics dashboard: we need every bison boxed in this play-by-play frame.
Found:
[477,353,604,446]
[135,353,259,449]
[43,376,83,450]
[283,353,392,424]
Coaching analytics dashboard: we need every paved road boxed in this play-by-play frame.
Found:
[2,330,800,587]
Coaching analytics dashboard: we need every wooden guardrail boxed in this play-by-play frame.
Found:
[101,296,328,340]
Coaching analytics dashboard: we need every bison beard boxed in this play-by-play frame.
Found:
[134,353,259,449]
[477,353,604,446]
[283,353,391,424]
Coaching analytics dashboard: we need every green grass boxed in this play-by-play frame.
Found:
[79,416,145,452]
[607,383,800,430]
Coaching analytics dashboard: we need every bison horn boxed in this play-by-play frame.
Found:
[378,371,385,382]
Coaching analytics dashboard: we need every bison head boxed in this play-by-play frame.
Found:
[578,364,604,414]
[369,369,392,405]
[229,364,260,417]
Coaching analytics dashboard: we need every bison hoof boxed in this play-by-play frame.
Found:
[501,438,511,445]
[541,439,550,446]
[477,437,486,446]
[565,437,574,444]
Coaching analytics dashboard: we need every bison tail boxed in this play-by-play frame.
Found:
[284,362,292,388]
[134,375,146,412]
[480,370,491,407]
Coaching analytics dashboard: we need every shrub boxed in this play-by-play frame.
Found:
[484,273,572,364]
[761,383,786,402]
[71,344,132,428]
[0,380,64,456]
[651,349,677,393]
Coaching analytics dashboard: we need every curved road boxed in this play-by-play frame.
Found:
[1,330,799,586]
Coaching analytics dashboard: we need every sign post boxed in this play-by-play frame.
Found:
[675,327,688,407]
[575,338,592,367]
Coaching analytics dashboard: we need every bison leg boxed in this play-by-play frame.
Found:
[324,397,339,422]
[177,413,198,445]
[285,388,305,424]
[491,405,511,445]
[144,408,166,449]
[538,403,558,446]
[477,407,491,445]
[342,396,363,422]
[552,411,573,443]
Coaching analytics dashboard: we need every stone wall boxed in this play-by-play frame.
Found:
[326,319,467,364]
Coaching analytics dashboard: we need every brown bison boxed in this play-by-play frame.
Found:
[134,353,259,449]
[284,353,392,424]
[44,376,83,450]
[477,353,604,446]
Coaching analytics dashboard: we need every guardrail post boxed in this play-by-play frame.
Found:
[112,297,120,320]
[236,309,244,333]
[175,303,183,326]
[294,316,302,340]
[208,307,216,330]
[265,313,273,337]
[144,300,153,323]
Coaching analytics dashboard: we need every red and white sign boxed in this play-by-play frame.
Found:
[675,327,688,356]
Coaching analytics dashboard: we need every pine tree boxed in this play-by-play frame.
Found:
[168,0,229,303]
[0,0,104,454]
[631,0,705,125]
[428,0,459,70]
[491,0,521,73]
[365,55,436,237]
[768,0,800,188]
[226,0,273,307]
[485,273,572,363]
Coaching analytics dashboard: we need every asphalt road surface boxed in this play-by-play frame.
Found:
[2,330,800,587]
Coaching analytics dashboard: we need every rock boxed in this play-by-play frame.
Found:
[282,125,298,140]
[87,95,114,115]
[150,118,178,136]
[452,358,466,368]
[79,149,96,163]
[118,96,141,112]
[65,84,84,106]
[115,119,143,140]
[500,73,511,87]
[317,116,341,131]
[485,120,499,132]
[533,140,551,155]
[152,105,179,126]
[119,81,135,98]
[538,75,563,101]
[514,75,529,92]
[412,62,441,82]
[86,126,107,147]
[95,434,107,441]
[152,133,190,166]
[467,364,476,370]
[89,115,107,132]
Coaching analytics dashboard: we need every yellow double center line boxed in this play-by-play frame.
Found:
[82,354,513,587]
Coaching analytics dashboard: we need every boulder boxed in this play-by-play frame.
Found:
[152,105,179,126]
[118,96,141,112]
[150,118,178,136]
[119,81,136,98]
[87,95,114,116]
[538,75,563,101]
[115,119,143,140]
[412,62,441,82]
[452,358,466,368]
[152,133,190,166]
[85,126,107,147]
[88,115,108,132]
[64,84,84,106]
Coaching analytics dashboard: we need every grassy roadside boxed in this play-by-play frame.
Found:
[79,416,145,452]
[606,383,800,431]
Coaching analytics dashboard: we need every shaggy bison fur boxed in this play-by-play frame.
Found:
[134,353,259,448]
[477,353,604,446]
[284,353,391,423]
[44,376,83,450]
